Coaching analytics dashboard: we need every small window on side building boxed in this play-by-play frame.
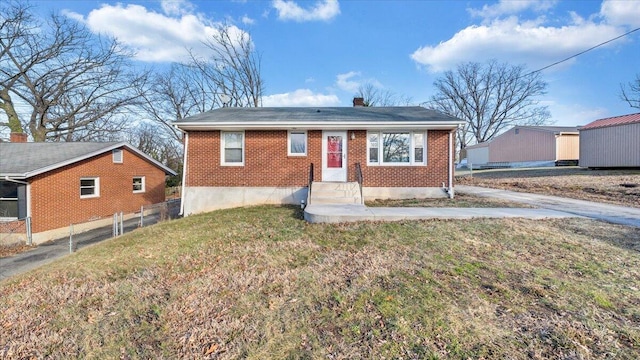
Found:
[133,176,145,193]
[113,149,123,163]
[80,177,100,198]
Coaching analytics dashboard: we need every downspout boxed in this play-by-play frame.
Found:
[448,130,454,199]
[179,131,189,216]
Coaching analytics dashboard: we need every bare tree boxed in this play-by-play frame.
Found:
[138,63,219,142]
[356,82,412,107]
[620,73,640,109]
[189,24,263,107]
[127,122,183,185]
[0,1,147,141]
[428,60,551,154]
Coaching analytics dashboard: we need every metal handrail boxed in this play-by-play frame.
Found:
[307,163,314,205]
[355,162,364,204]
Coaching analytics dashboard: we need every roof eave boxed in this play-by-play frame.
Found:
[1,174,28,180]
[4,142,176,178]
[175,121,464,131]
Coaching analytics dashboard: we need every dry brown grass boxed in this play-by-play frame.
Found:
[0,243,36,258]
[457,167,640,208]
[1,206,639,359]
[367,192,535,208]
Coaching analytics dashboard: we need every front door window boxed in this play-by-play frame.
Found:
[327,135,343,168]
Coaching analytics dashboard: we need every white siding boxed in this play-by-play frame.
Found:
[467,146,489,166]
[580,122,640,167]
[488,128,555,162]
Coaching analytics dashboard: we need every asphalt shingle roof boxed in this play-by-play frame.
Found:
[174,106,463,124]
[0,142,176,178]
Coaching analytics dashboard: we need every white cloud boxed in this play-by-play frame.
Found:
[262,89,340,106]
[272,0,340,22]
[65,3,248,63]
[241,15,255,25]
[601,0,640,27]
[468,0,558,19]
[335,71,361,92]
[411,2,634,73]
[161,0,194,16]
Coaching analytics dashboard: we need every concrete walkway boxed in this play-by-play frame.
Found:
[457,185,640,228]
[304,186,640,227]
[303,204,576,223]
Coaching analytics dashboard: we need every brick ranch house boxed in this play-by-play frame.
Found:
[0,135,176,244]
[174,99,464,216]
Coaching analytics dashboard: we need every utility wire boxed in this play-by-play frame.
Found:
[527,26,640,76]
[422,26,640,106]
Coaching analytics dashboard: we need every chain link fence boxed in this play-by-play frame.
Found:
[2,199,180,251]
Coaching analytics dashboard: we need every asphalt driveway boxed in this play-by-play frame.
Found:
[0,201,180,281]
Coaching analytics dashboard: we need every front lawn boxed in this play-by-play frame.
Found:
[1,206,638,359]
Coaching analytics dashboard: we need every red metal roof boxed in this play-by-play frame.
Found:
[581,113,640,130]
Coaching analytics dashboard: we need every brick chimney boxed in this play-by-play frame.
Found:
[10,132,28,143]
[353,97,365,107]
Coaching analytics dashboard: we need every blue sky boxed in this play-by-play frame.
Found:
[33,0,640,126]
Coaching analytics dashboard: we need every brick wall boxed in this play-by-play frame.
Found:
[29,148,167,233]
[348,130,450,187]
[187,130,322,187]
[187,129,452,188]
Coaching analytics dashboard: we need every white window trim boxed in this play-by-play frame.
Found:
[80,177,100,198]
[367,130,427,166]
[133,176,145,193]
[287,130,307,156]
[112,149,123,163]
[221,131,245,166]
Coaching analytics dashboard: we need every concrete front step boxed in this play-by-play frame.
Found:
[312,181,359,192]
[310,196,363,205]
[310,181,362,205]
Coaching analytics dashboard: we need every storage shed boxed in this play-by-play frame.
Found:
[579,113,640,168]
[465,126,579,168]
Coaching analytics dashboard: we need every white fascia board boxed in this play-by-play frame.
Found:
[176,121,464,131]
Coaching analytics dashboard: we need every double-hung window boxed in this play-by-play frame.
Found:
[221,131,244,166]
[80,177,100,198]
[133,176,145,193]
[367,131,427,165]
[0,181,18,219]
[288,131,307,156]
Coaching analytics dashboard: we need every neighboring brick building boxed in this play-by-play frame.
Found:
[0,139,176,244]
[174,99,464,216]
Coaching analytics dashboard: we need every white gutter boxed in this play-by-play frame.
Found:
[3,176,28,185]
[448,130,454,199]
[179,132,189,216]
